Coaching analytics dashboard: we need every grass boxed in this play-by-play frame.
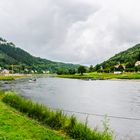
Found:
[0,76,15,81]
[0,75,29,81]
[1,91,113,140]
[0,91,70,140]
[56,72,140,80]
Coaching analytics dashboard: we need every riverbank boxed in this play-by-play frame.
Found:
[0,91,69,140]
[0,91,112,140]
[56,72,140,80]
[0,74,32,81]
[1,72,140,81]
[0,75,18,81]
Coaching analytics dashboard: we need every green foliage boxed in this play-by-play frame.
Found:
[78,66,87,75]
[57,68,76,75]
[95,44,140,72]
[57,72,140,80]
[0,76,15,81]
[135,65,140,72]
[2,93,67,130]
[68,68,76,75]
[2,92,112,140]
[57,69,69,75]
[89,65,94,72]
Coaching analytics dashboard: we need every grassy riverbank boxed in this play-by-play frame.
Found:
[0,76,16,81]
[0,92,69,140]
[0,91,112,140]
[56,72,140,80]
[0,75,30,81]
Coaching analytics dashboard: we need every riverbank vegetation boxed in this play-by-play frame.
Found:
[0,75,22,81]
[0,91,69,140]
[1,91,112,140]
[0,75,30,81]
[0,76,15,80]
[56,72,140,80]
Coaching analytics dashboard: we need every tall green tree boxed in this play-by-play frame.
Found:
[78,66,86,75]
[69,69,76,75]
[89,65,93,72]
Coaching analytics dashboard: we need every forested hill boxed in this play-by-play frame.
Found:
[95,44,140,72]
[0,37,80,73]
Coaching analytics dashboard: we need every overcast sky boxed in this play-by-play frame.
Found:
[0,0,140,65]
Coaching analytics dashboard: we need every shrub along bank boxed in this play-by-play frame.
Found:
[0,91,69,140]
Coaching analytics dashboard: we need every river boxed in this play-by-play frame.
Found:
[1,77,140,140]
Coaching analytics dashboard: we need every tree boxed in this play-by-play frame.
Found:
[57,68,69,75]
[78,66,86,75]
[95,64,101,71]
[69,69,76,75]
[137,52,140,60]
[89,65,93,72]
[126,62,134,68]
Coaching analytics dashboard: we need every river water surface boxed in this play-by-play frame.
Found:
[1,77,140,140]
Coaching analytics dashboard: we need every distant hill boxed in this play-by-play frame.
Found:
[95,44,140,72]
[0,37,80,73]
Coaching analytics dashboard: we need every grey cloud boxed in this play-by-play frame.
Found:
[0,0,98,59]
[0,0,140,65]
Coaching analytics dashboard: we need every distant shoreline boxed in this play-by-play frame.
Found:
[55,72,140,80]
[1,72,140,81]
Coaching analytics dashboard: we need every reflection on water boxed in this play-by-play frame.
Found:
[1,77,140,140]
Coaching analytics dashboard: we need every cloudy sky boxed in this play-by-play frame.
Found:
[0,0,140,65]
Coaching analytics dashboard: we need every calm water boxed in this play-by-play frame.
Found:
[1,77,140,140]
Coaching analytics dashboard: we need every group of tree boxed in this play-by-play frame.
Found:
[92,44,140,73]
[56,66,87,75]
[0,37,80,74]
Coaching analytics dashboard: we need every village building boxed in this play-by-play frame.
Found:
[114,64,125,70]
[114,64,125,74]
[135,61,140,66]
[0,69,10,75]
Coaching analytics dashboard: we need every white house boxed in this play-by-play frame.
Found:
[114,71,122,74]
[135,61,140,66]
